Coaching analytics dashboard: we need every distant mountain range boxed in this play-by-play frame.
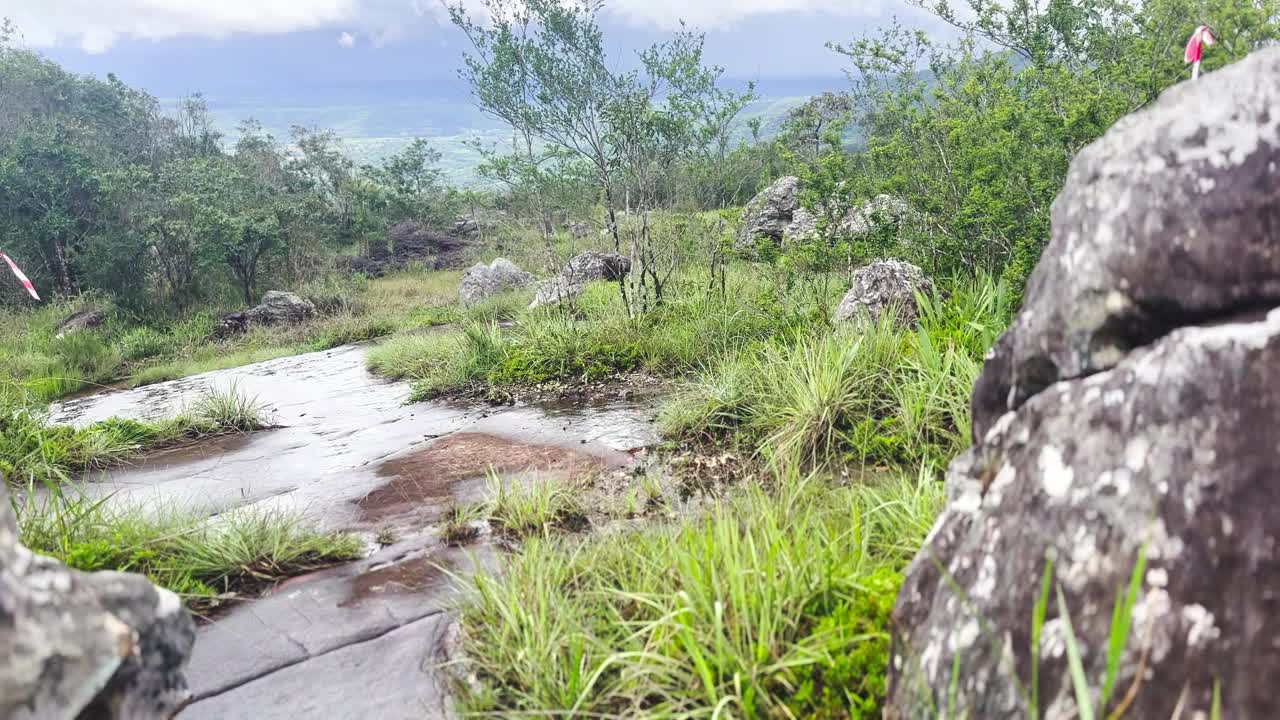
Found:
[190,76,848,186]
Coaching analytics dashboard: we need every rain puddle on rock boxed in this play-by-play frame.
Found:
[49,342,660,720]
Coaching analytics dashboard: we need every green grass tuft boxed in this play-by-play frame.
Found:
[15,484,363,607]
[455,471,945,717]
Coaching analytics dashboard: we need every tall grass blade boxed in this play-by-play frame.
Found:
[1031,553,1055,719]
[1101,545,1147,708]
[1057,584,1096,720]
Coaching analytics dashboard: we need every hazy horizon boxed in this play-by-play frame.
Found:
[0,1,943,181]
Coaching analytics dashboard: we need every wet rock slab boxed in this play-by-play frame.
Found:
[180,537,491,719]
[49,344,659,531]
[182,613,454,720]
[48,341,661,719]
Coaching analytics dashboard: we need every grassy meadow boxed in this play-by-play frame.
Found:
[3,235,1013,709]
[0,269,461,401]
[357,253,1013,716]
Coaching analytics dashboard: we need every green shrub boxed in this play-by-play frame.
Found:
[310,314,398,349]
[167,313,218,349]
[656,274,1002,471]
[783,567,900,719]
[53,332,120,379]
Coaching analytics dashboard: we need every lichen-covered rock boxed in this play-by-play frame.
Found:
[890,309,1280,719]
[0,483,195,719]
[56,309,108,339]
[971,46,1280,441]
[780,195,910,247]
[244,291,317,326]
[833,259,932,327]
[781,206,818,246]
[459,258,534,306]
[735,176,800,249]
[888,48,1280,720]
[839,194,910,236]
[452,217,480,237]
[530,252,631,309]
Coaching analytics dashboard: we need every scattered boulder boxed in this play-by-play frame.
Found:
[569,222,593,241]
[459,258,535,306]
[735,176,801,249]
[216,311,249,338]
[782,195,911,247]
[244,291,317,326]
[839,194,910,236]
[832,259,933,327]
[452,217,480,237]
[530,252,631,309]
[887,47,1280,720]
[55,309,107,339]
[0,482,196,719]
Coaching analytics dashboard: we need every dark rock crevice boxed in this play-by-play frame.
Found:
[978,295,1280,442]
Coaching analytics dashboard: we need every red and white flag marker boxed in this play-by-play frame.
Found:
[0,252,40,301]
[1185,25,1216,80]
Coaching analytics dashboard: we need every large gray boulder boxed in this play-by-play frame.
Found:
[971,46,1280,442]
[888,48,1280,720]
[833,259,933,327]
[735,176,801,249]
[244,291,317,326]
[530,252,631,309]
[459,258,534,307]
[780,206,818,246]
[0,484,195,719]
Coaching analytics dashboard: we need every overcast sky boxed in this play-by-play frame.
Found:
[0,1,943,97]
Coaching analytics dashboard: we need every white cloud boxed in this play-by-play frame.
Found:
[0,0,879,53]
[1,0,359,52]
[605,0,878,30]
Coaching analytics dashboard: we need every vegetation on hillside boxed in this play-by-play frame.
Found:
[0,269,459,400]
[0,17,461,314]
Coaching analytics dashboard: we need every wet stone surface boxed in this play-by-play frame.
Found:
[47,343,660,719]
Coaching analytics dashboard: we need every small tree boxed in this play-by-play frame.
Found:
[449,0,752,312]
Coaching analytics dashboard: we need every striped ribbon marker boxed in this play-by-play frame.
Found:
[1,252,40,301]
[1185,25,1216,80]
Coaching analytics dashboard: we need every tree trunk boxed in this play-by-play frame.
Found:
[52,238,73,295]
